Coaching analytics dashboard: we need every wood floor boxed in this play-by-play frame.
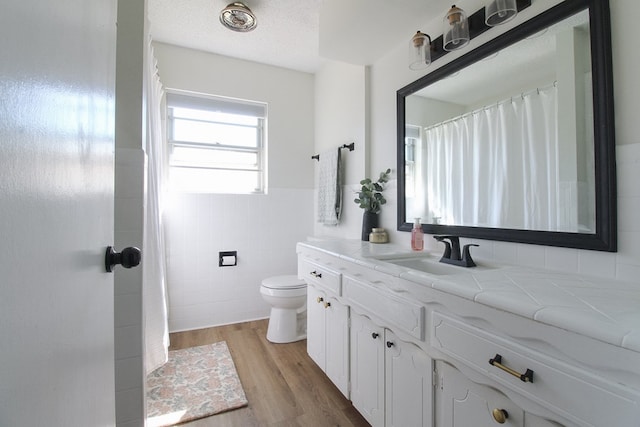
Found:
[168,319,370,427]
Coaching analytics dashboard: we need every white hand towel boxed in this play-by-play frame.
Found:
[317,148,342,225]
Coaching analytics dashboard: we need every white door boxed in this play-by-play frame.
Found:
[0,1,118,426]
[435,361,524,427]
[385,331,433,427]
[306,285,326,369]
[350,312,384,427]
[324,296,350,398]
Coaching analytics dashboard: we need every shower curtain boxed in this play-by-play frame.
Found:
[143,38,169,375]
[424,85,558,231]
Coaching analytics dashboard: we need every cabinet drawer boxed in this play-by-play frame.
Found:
[344,276,424,340]
[298,258,341,295]
[431,312,640,427]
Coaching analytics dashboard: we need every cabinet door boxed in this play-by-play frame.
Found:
[350,312,385,427]
[325,296,350,398]
[307,285,326,369]
[385,330,433,427]
[435,361,524,427]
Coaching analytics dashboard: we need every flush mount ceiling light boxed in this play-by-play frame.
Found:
[219,2,257,32]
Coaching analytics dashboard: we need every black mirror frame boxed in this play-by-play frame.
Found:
[396,0,616,252]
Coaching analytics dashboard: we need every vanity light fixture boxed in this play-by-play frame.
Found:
[443,5,470,51]
[409,31,432,70]
[219,2,257,32]
[415,0,530,65]
[485,0,518,26]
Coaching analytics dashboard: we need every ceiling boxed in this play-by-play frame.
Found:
[147,0,445,74]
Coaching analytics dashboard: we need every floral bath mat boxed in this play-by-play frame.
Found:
[146,342,248,426]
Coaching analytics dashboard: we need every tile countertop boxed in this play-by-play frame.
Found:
[297,239,640,353]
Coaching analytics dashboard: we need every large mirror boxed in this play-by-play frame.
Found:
[397,0,616,251]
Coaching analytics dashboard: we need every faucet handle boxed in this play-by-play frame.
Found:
[461,244,479,267]
[434,235,461,260]
[433,236,452,259]
[434,235,458,241]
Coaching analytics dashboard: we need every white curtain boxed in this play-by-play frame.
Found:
[424,85,558,231]
[143,38,169,375]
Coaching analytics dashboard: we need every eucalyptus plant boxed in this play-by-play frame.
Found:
[354,168,391,214]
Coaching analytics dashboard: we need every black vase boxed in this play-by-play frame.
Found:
[361,211,379,241]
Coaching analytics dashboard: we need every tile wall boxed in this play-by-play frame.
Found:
[165,188,315,332]
[113,148,145,427]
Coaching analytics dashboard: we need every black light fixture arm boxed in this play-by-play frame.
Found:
[430,0,532,64]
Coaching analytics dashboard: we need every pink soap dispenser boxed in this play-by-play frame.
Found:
[411,217,424,251]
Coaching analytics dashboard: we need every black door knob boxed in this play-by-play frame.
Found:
[105,246,141,272]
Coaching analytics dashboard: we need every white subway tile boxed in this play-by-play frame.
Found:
[115,324,143,359]
[114,197,144,233]
[114,292,142,327]
[493,242,519,264]
[516,244,546,268]
[578,250,617,279]
[115,356,143,392]
[545,247,579,273]
[616,231,640,266]
[616,262,640,282]
[115,387,144,424]
[618,197,640,232]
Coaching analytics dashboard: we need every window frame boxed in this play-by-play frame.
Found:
[165,90,267,194]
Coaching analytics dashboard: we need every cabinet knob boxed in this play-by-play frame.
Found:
[492,408,508,424]
[323,301,331,308]
[386,341,394,348]
[371,332,379,339]
[310,270,322,278]
[316,297,324,303]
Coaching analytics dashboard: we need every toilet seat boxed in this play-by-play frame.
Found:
[261,275,306,290]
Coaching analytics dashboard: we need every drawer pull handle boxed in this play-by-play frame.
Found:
[310,271,322,278]
[371,332,379,339]
[316,297,324,303]
[489,354,534,383]
[386,341,394,348]
[323,301,331,308]
[492,408,508,424]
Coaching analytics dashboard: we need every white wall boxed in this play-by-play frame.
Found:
[154,43,315,332]
[313,60,370,239]
[316,0,640,282]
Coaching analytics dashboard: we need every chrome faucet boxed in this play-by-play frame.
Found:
[433,235,478,267]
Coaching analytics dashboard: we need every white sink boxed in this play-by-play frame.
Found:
[381,256,498,276]
[385,257,469,275]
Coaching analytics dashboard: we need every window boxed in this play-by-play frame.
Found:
[404,125,421,199]
[166,91,267,194]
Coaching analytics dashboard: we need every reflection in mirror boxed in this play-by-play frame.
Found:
[397,0,616,251]
[405,10,592,232]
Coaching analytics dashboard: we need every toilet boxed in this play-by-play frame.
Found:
[260,275,307,343]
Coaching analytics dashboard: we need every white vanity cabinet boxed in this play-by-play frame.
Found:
[431,310,640,426]
[350,310,433,427]
[301,257,349,398]
[297,241,640,427]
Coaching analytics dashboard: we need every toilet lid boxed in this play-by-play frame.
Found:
[262,275,306,290]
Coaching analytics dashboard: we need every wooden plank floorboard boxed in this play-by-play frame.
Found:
[167,319,370,427]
